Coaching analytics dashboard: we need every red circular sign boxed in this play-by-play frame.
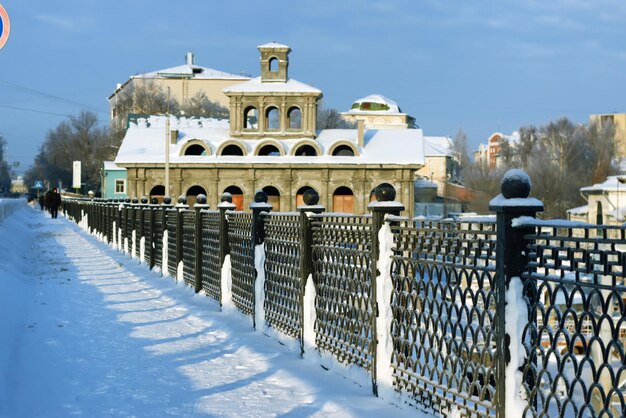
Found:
[0,3,10,50]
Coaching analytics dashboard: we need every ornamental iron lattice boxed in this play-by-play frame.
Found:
[153,210,164,270]
[181,210,196,287]
[520,221,626,418]
[263,213,302,339]
[311,214,374,370]
[165,209,178,278]
[227,212,255,316]
[389,218,498,417]
[201,210,222,301]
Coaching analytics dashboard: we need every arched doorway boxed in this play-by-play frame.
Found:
[262,186,280,211]
[150,185,165,203]
[186,185,207,207]
[224,186,244,211]
[333,186,354,213]
[296,186,316,208]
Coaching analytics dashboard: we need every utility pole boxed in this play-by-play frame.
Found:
[165,87,171,198]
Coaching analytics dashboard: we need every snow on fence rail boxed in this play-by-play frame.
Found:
[62,172,626,418]
[0,198,25,223]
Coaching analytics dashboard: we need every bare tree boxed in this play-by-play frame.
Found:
[180,91,229,119]
[453,128,470,171]
[316,101,356,130]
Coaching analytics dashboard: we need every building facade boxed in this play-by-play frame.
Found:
[114,43,426,216]
[567,175,626,226]
[101,161,128,199]
[108,52,249,133]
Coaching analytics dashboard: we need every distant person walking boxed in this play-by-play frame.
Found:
[38,194,45,211]
[47,188,62,219]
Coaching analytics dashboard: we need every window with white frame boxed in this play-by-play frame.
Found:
[115,179,126,194]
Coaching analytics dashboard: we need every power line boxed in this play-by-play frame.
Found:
[0,79,109,115]
[0,104,71,117]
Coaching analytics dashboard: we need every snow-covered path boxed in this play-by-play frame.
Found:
[0,206,424,418]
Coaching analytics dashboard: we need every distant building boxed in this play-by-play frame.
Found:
[341,94,416,129]
[567,175,626,226]
[108,52,249,132]
[101,161,127,199]
[10,176,27,194]
[114,43,430,216]
[589,113,626,159]
[474,132,520,169]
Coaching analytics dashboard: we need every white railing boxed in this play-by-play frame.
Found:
[0,198,26,223]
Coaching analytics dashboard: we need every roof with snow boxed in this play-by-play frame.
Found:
[114,115,424,166]
[103,161,126,171]
[257,42,290,50]
[223,77,321,94]
[133,64,248,81]
[344,94,403,114]
[567,205,589,215]
[423,136,454,157]
[580,176,626,193]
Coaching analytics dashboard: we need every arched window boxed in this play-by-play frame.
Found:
[220,144,245,156]
[262,186,280,211]
[258,144,281,156]
[294,145,318,156]
[150,185,165,204]
[333,186,354,213]
[296,186,316,208]
[244,106,258,129]
[332,145,355,157]
[288,106,302,130]
[265,106,280,130]
[224,186,244,211]
[186,185,207,207]
[184,144,208,156]
[269,57,278,72]
[596,201,603,225]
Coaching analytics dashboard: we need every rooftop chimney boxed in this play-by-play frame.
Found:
[170,129,178,145]
[185,52,195,65]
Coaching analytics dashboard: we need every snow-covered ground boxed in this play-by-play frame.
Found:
[0,205,428,418]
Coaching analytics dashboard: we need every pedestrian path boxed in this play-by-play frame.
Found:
[0,207,424,418]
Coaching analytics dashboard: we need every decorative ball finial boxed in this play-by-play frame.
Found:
[131,197,139,204]
[140,197,148,204]
[151,197,158,205]
[302,189,319,206]
[163,196,172,205]
[177,195,187,204]
[501,169,531,199]
[221,192,233,203]
[254,189,268,203]
[196,194,207,205]
[375,183,396,202]
[124,198,131,203]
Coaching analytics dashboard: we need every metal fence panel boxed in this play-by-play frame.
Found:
[264,213,302,339]
[153,210,164,269]
[228,212,255,316]
[311,214,374,370]
[181,210,196,287]
[201,210,221,301]
[521,222,626,418]
[166,209,178,277]
[390,218,498,417]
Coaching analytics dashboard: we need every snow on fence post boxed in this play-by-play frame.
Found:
[218,193,236,309]
[175,195,189,282]
[368,183,404,398]
[489,169,544,418]
[131,197,139,258]
[193,194,210,293]
[297,189,325,357]
[148,198,158,270]
[139,197,148,262]
[251,189,272,331]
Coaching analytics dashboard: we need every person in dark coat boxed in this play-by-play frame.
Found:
[38,194,45,211]
[47,188,62,219]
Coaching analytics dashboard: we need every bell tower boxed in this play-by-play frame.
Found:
[259,42,290,82]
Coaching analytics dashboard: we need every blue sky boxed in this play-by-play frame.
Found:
[0,0,625,176]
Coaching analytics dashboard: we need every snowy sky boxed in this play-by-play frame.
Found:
[0,0,625,176]
[0,202,431,417]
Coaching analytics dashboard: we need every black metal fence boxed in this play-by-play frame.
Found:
[62,173,626,418]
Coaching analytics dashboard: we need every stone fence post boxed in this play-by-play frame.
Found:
[218,193,236,308]
[194,194,210,293]
[368,183,405,397]
[489,169,543,418]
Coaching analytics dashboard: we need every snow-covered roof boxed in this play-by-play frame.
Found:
[133,64,248,81]
[103,161,126,171]
[223,77,321,94]
[414,179,438,189]
[114,115,424,166]
[567,205,589,215]
[344,94,402,114]
[580,176,626,193]
[423,136,454,157]
[257,42,290,50]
